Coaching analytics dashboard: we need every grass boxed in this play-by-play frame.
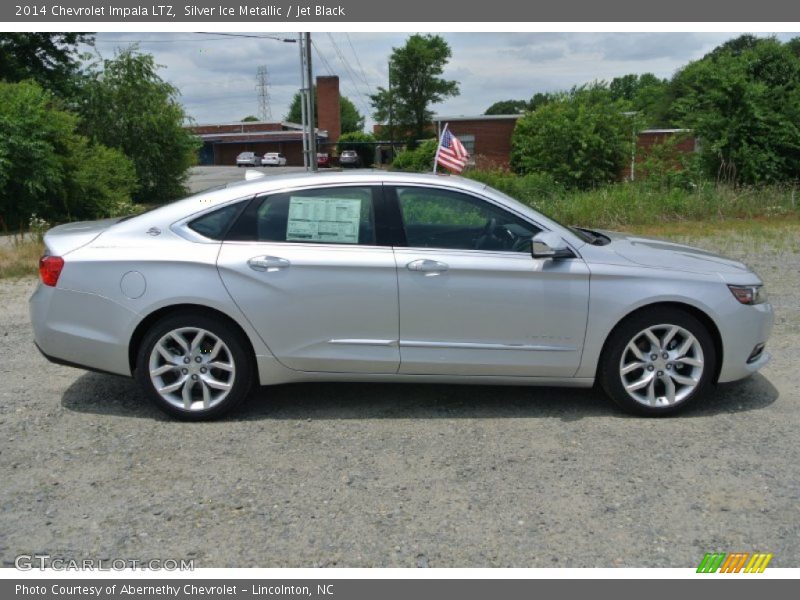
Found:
[466,170,800,229]
[0,237,44,279]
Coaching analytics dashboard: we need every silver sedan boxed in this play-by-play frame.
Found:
[30,171,773,419]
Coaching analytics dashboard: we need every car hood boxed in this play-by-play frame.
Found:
[600,231,752,276]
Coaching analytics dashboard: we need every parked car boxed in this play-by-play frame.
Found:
[317,153,330,168]
[338,150,361,167]
[262,152,287,167]
[235,152,260,167]
[30,171,772,420]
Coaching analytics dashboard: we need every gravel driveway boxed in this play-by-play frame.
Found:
[1,231,798,568]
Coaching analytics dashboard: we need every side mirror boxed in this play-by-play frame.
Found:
[531,231,574,260]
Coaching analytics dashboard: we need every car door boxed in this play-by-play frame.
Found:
[216,184,400,373]
[390,185,590,377]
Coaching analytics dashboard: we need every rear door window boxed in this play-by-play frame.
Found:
[227,186,377,245]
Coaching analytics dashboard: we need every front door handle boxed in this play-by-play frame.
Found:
[248,255,291,271]
[407,259,449,273]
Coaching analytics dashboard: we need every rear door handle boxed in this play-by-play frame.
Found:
[248,255,291,271]
[407,259,449,273]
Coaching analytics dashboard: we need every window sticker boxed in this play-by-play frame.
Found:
[286,196,362,244]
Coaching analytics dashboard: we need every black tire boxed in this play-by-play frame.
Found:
[599,306,716,416]
[134,312,254,420]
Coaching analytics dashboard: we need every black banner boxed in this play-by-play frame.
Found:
[3,0,800,22]
[2,579,798,600]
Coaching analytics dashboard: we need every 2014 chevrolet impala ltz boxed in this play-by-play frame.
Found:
[30,171,773,419]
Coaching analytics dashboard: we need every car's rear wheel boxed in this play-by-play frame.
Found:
[135,313,254,420]
[599,307,716,416]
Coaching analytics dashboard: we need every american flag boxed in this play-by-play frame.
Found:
[435,127,470,173]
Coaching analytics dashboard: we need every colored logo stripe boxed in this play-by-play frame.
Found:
[697,552,773,573]
[744,553,773,573]
[720,553,749,573]
[697,553,726,573]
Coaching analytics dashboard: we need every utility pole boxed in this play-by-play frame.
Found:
[298,33,308,169]
[256,65,272,122]
[304,32,318,171]
[388,65,394,161]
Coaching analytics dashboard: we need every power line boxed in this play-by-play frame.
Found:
[344,33,375,96]
[93,36,240,44]
[326,33,373,105]
[195,32,298,42]
[311,39,370,119]
[320,35,373,118]
[310,39,335,76]
[94,33,299,44]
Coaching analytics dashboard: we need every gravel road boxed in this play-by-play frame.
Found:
[1,231,798,568]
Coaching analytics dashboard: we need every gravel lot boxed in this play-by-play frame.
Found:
[0,228,798,568]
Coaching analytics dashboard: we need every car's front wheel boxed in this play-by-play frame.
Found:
[599,307,716,416]
[135,312,254,420]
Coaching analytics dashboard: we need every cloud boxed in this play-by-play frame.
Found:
[86,32,800,125]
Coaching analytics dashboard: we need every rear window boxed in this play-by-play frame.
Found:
[188,203,243,240]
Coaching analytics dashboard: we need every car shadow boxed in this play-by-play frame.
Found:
[60,371,779,422]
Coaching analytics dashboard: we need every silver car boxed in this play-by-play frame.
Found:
[30,171,773,420]
[235,152,260,167]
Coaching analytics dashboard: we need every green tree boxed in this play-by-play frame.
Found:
[511,87,630,188]
[371,34,459,146]
[79,47,200,203]
[608,73,669,124]
[241,115,259,122]
[485,99,528,115]
[0,80,134,230]
[529,92,555,112]
[0,33,94,102]
[285,88,365,134]
[667,35,800,183]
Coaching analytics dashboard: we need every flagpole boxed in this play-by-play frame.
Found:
[433,123,449,174]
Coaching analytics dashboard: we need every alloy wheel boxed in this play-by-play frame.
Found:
[148,327,236,411]
[619,323,704,407]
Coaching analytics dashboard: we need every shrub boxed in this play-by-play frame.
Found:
[391,139,438,172]
[510,87,630,189]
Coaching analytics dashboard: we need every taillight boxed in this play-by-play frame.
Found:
[39,256,64,287]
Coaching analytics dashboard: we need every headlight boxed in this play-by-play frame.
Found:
[728,284,767,305]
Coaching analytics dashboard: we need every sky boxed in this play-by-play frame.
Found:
[85,32,799,127]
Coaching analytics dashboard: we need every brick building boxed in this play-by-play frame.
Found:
[431,118,697,178]
[188,76,343,166]
[432,115,522,169]
[620,129,697,181]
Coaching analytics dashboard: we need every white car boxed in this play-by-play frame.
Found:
[262,152,287,167]
[29,171,772,420]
